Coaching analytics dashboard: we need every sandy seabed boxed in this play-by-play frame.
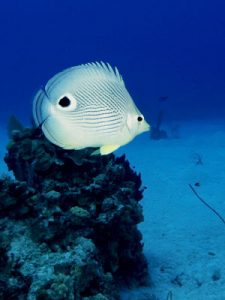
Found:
[1,121,225,300]
[120,120,225,300]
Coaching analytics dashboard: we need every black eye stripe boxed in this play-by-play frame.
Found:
[137,116,143,122]
[59,96,71,107]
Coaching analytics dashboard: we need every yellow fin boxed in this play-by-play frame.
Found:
[91,145,120,156]
[100,145,120,155]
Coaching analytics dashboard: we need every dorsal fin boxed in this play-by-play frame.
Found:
[45,62,125,96]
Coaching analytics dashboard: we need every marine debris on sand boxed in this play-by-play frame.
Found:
[150,110,168,140]
[0,127,148,300]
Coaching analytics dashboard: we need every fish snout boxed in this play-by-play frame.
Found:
[143,120,150,132]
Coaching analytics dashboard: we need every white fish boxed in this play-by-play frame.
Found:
[33,62,150,155]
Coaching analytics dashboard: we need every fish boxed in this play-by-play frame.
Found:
[33,62,150,155]
[7,115,24,138]
[158,96,168,102]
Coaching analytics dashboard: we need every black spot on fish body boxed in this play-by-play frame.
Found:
[59,96,71,107]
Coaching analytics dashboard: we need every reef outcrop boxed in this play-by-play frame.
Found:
[0,127,148,299]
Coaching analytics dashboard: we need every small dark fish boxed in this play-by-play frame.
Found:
[158,96,168,102]
[7,115,24,138]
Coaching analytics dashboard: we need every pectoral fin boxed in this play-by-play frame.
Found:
[91,144,120,156]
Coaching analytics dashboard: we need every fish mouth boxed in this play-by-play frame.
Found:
[143,121,150,132]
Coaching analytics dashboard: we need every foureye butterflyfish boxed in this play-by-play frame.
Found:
[33,62,150,155]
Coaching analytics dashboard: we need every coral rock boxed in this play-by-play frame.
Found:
[0,127,148,299]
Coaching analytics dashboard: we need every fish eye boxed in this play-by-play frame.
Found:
[137,116,143,122]
[58,96,71,107]
[57,93,77,111]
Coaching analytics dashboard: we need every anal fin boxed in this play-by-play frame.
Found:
[91,144,120,156]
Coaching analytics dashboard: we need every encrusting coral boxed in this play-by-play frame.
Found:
[0,127,148,299]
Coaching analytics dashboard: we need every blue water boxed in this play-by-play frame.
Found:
[1,2,225,299]
[1,0,225,127]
